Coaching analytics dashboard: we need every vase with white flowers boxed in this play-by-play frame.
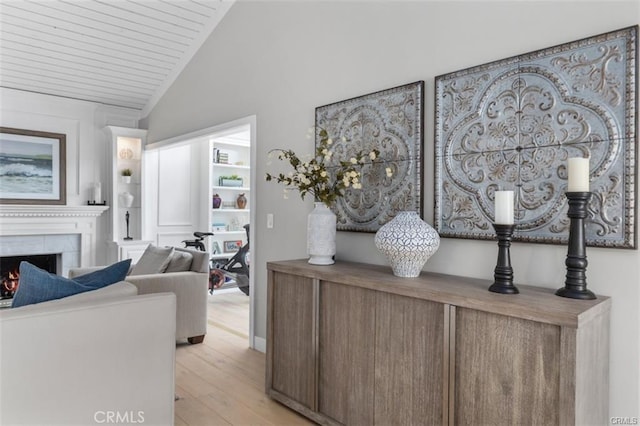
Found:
[265,128,391,265]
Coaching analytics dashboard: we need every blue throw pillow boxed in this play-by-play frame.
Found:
[11,259,132,308]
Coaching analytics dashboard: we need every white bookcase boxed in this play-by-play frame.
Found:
[209,133,250,261]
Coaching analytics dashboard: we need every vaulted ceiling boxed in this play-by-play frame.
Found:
[0,0,233,115]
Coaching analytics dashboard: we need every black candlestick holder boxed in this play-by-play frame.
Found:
[489,223,519,294]
[556,192,596,300]
[124,210,133,240]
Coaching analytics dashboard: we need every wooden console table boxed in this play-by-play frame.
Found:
[266,259,610,426]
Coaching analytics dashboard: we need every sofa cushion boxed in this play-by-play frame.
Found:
[11,259,132,308]
[130,245,174,275]
[165,250,194,273]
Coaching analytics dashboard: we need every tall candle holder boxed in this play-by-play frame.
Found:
[556,192,596,300]
[489,223,519,294]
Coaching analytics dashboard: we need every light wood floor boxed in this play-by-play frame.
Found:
[174,289,314,426]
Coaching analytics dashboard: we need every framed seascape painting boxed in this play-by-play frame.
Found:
[0,127,66,205]
[434,26,637,248]
[315,81,424,232]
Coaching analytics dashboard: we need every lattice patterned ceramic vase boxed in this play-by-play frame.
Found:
[307,202,337,265]
[374,211,440,277]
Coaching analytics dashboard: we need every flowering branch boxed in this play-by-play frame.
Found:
[265,128,389,207]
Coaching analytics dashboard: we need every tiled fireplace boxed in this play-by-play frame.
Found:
[0,205,108,305]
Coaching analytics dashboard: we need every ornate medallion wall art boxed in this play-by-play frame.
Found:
[315,81,424,232]
[434,26,638,248]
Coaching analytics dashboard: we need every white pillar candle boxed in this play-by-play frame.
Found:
[93,182,102,203]
[567,157,590,192]
[494,190,514,225]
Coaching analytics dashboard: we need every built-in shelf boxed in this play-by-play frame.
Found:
[211,208,250,213]
[210,128,251,259]
[213,230,247,235]
[214,163,250,169]
[214,140,249,148]
[212,186,251,192]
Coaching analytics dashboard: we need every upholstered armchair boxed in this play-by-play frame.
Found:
[69,247,210,344]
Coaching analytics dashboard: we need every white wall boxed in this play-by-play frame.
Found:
[143,141,207,248]
[0,88,141,263]
[143,1,640,416]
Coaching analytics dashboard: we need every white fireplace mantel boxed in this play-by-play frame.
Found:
[0,205,108,218]
[0,205,109,267]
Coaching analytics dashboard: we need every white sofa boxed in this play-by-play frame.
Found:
[0,282,176,426]
[70,248,210,344]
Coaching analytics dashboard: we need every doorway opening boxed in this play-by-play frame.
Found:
[145,115,257,350]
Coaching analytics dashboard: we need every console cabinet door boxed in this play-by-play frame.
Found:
[270,272,316,409]
[453,307,561,425]
[319,281,376,425]
[375,293,446,425]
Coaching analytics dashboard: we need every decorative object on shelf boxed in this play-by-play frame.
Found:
[315,81,424,232]
[212,223,226,232]
[118,191,134,208]
[92,182,102,204]
[229,216,242,231]
[216,151,229,164]
[489,224,518,294]
[124,210,132,240]
[308,202,337,265]
[557,158,596,299]
[224,240,242,253]
[266,128,385,264]
[374,211,440,277]
[87,182,105,205]
[434,26,637,248]
[118,147,133,160]
[219,175,243,187]
[212,241,222,254]
[236,193,247,209]
[121,168,132,184]
[0,127,67,205]
[212,194,222,209]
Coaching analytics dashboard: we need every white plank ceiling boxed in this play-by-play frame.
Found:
[0,0,233,114]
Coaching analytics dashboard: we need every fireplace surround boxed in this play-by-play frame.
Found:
[0,205,108,279]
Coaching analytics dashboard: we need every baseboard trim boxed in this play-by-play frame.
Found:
[252,336,266,353]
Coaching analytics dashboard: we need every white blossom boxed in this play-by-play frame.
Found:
[369,151,377,160]
[350,157,358,164]
[386,167,393,177]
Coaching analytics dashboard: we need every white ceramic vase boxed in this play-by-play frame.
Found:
[119,191,134,208]
[374,211,440,277]
[307,202,337,265]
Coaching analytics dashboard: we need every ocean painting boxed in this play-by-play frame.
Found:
[0,128,65,204]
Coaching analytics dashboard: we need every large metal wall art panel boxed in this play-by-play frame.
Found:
[316,81,424,232]
[434,26,638,248]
